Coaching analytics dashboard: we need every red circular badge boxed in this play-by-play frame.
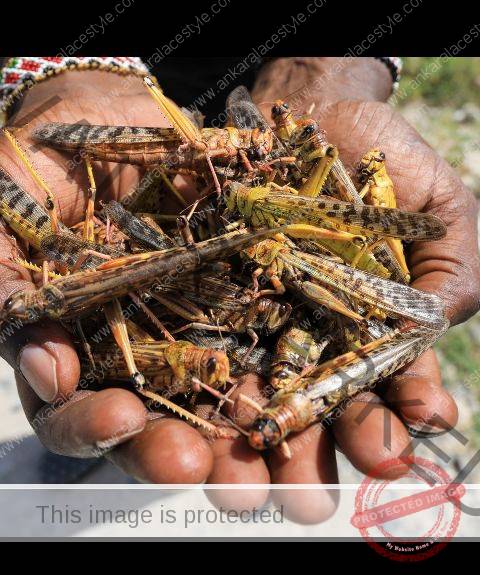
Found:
[351,456,464,562]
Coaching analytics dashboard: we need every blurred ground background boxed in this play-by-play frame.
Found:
[0,57,478,487]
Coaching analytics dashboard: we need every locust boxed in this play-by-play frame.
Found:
[241,234,446,329]
[153,273,292,360]
[0,226,280,323]
[31,81,287,196]
[85,334,234,435]
[245,321,449,456]
[243,235,366,323]
[224,181,446,246]
[270,108,411,283]
[356,148,410,280]
[88,339,230,396]
[270,323,330,390]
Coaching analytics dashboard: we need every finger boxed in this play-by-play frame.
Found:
[17,379,147,458]
[193,399,270,510]
[0,220,81,405]
[268,425,339,524]
[12,321,81,406]
[205,436,270,511]
[383,348,458,435]
[332,392,412,479]
[107,417,214,484]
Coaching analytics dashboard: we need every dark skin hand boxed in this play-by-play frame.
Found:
[0,59,478,524]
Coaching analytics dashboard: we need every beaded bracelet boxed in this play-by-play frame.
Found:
[374,57,403,94]
[0,57,150,124]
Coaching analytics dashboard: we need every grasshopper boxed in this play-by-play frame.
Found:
[223,181,447,246]
[0,226,280,323]
[270,323,330,390]
[241,234,446,329]
[85,333,233,435]
[270,108,411,283]
[89,339,230,396]
[243,235,366,323]
[31,81,286,196]
[356,149,410,280]
[246,321,449,455]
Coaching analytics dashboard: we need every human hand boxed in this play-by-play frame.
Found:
[0,71,215,483]
[207,58,480,523]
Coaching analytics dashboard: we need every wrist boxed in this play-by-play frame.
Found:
[253,57,393,114]
[1,57,150,126]
[7,70,148,127]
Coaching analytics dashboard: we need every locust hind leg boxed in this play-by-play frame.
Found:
[241,328,259,364]
[297,280,365,323]
[103,298,145,389]
[283,223,365,244]
[128,291,175,342]
[350,237,384,270]
[3,128,60,234]
[75,318,96,371]
[139,388,220,435]
[83,155,97,242]
[173,322,229,335]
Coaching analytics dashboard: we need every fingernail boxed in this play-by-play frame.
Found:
[18,344,58,402]
[405,422,449,438]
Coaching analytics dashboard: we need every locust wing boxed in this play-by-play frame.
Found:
[33,123,179,149]
[305,324,448,403]
[258,193,447,240]
[40,232,123,269]
[281,249,446,329]
[226,85,287,155]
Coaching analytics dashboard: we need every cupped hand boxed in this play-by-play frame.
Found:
[1,71,213,485]
[2,64,479,527]
[214,61,480,522]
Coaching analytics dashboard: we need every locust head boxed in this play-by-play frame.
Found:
[357,148,386,182]
[248,393,313,450]
[253,298,292,335]
[1,292,28,322]
[289,118,326,150]
[250,127,273,160]
[271,100,290,123]
[0,289,43,323]
[199,350,230,388]
[270,363,299,390]
[249,415,282,450]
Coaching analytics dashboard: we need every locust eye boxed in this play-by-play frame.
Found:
[206,357,217,374]
[303,125,315,136]
[279,303,291,317]
[3,295,26,316]
[3,296,14,311]
[379,151,386,160]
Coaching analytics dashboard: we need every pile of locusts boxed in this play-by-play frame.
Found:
[0,78,449,458]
